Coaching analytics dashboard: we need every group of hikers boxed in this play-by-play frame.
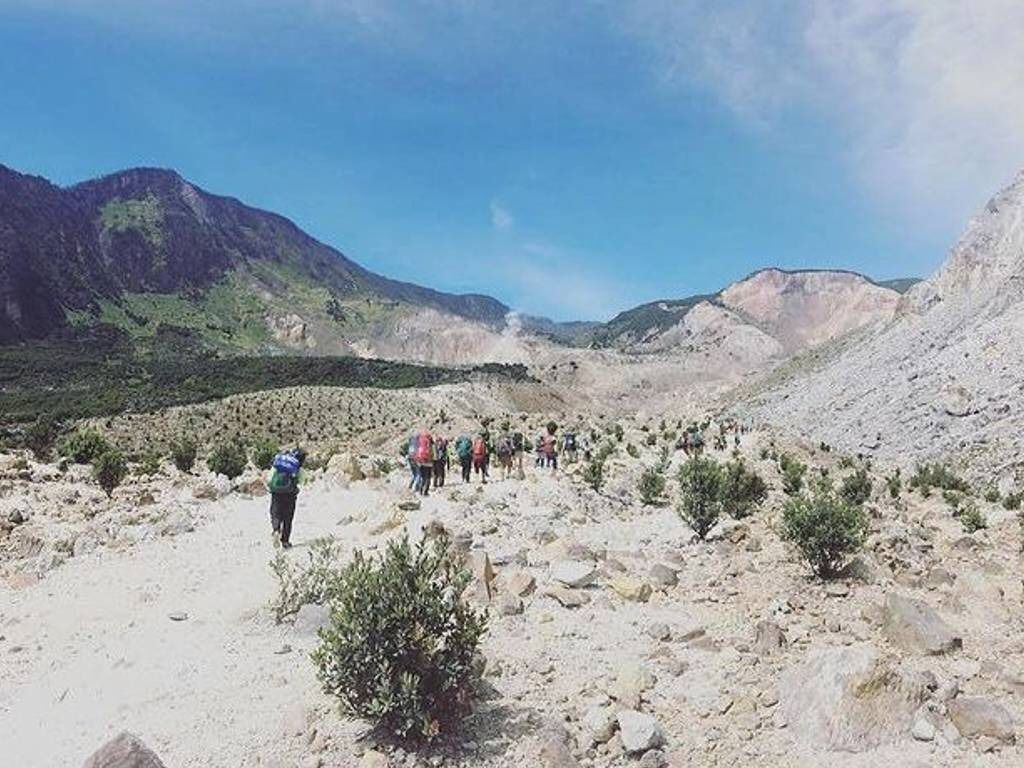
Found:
[401,424,588,497]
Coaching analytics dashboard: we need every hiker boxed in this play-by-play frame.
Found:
[563,430,578,464]
[512,429,526,478]
[495,431,514,480]
[433,435,448,488]
[267,447,306,549]
[412,429,434,496]
[404,433,420,491]
[534,433,545,467]
[542,426,558,474]
[455,433,473,483]
[580,432,592,463]
[472,432,490,484]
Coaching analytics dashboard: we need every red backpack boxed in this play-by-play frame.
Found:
[414,432,433,464]
[472,437,487,459]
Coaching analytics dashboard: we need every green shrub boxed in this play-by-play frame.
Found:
[778,454,807,496]
[677,457,724,539]
[24,415,59,460]
[373,458,394,475]
[885,469,902,500]
[910,463,970,495]
[59,428,111,464]
[781,486,868,579]
[984,488,1002,504]
[270,537,343,623]
[207,442,247,479]
[312,535,487,743]
[637,466,667,506]
[645,433,657,447]
[1003,492,1022,511]
[942,489,962,508]
[719,459,768,519]
[251,437,277,471]
[626,443,639,459]
[93,450,128,497]
[613,424,624,443]
[170,437,197,473]
[839,468,873,507]
[958,500,987,533]
[582,458,605,492]
[136,451,162,477]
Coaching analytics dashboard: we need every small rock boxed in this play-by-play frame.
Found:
[583,704,619,745]
[648,563,678,589]
[647,622,672,642]
[82,732,167,768]
[360,750,390,768]
[167,612,189,622]
[617,710,665,753]
[609,576,652,603]
[544,585,590,608]
[948,696,1016,743]
[497,592,524,616]
[882,593,961,655]
[637,749,667,768]
[550,561,598,589]
[825,582,850,598]
[911,716,936,742]
[753,620,787,655]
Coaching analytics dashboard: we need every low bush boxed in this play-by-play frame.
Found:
[270,537,344,622]
[637,466,667,506]
[984,488,1002,504]
[645,433,657,447]
[719,459,768,519]
[312,535,487,743]
[626,443,639,459]
[59,428,111,464]
[677,457,724,539]
[1003,492,1022,511]
[170,437,197,473]
[910,463,970,495]
[582,458,605,492]
[839,468,873,507]
[781,485,868,579]
[251,437,277,471]
[885,469,902,500]
[24,415,59,460]
[93,450,128,497]
[958,500,987,534]
[207,441,247,479]
[136,451,162,477]
[778,453,807,496]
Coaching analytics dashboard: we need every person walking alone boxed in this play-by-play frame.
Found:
[267,448,306,549]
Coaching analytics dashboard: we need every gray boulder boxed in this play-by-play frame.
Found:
[948,696,1016,743]
[616,710,664,753]
[82,732,166,768]
[779,643,928,751]
[882,593,961,655]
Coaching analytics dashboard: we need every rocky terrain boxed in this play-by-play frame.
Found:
[738,170,1024,482]
[3,410,1024,768]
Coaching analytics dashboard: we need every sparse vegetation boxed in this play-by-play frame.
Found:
[839,468,873,507]
[59,428,111,464]
[24,415,59,460]
[269,537,344,622]
[778,453,806,496]
[637,466,667,506]
[251,437,277,471]
[136,451,162,477]
[781,485,868,579]
[910,462,970,496]
[885,469,902,500]
[1003,492,1022,511]
[958,500,987,534]
[170,437,197,473]
[93,450,128,497]
[582,457,605,492]
[207,441,247,480]
[312,535,487,743]
[677,457,724,539]
[719,458,768,519]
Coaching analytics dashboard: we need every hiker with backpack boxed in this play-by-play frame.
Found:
[454,434,473,483]
[404,433,420,491]
[495,431,514,480]
[472,432,490,484]
[534,433,545,468]
[512,430,526,478]
[267,447,307,549]
[432,435,449,488]
[563,430,578,464]
[542,425,558,474]
[412,429,434,496]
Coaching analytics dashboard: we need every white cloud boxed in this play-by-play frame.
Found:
[489,200,514,232]
[620,0,1024,225]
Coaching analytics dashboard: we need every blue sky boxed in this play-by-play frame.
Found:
[2,1,1023,320]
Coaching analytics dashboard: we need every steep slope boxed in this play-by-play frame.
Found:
[738,170,1024,480]
[0,164,509,352]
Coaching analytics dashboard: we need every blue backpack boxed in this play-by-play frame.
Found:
[273,452,301,475]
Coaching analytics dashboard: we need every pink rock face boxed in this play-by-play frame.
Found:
[719,269,902,353]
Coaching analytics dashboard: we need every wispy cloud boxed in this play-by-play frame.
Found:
[619,0,1024,223]
[489,200,514,232]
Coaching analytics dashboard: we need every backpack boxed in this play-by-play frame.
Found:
[269,451,300,494]
[472,437,488,459]
[407,434,418,458]
[542,434,556,455]
[512,432,524,451]
[496,436,512,458]
[564,433,577,451]
[434,438,448,461]
[455,435,472,460]
[414,432,433,464]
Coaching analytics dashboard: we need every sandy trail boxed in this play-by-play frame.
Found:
[0,481,398,768]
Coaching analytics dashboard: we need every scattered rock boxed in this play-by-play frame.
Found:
[582,704,619,745]
[648,563,678,589]
[882,593,961,655]
[167,612,189,622]
[778,643,928,751]
[753,620,787,655]
[616,710,664,753]
[550,560,597,588]
[544,584,590,608]
[82,732,167,768]
[609,576,652,603]
[359,749,390,768]
[948,696,1016,743]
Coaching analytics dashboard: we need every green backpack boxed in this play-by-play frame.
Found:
[268,467,298,494]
